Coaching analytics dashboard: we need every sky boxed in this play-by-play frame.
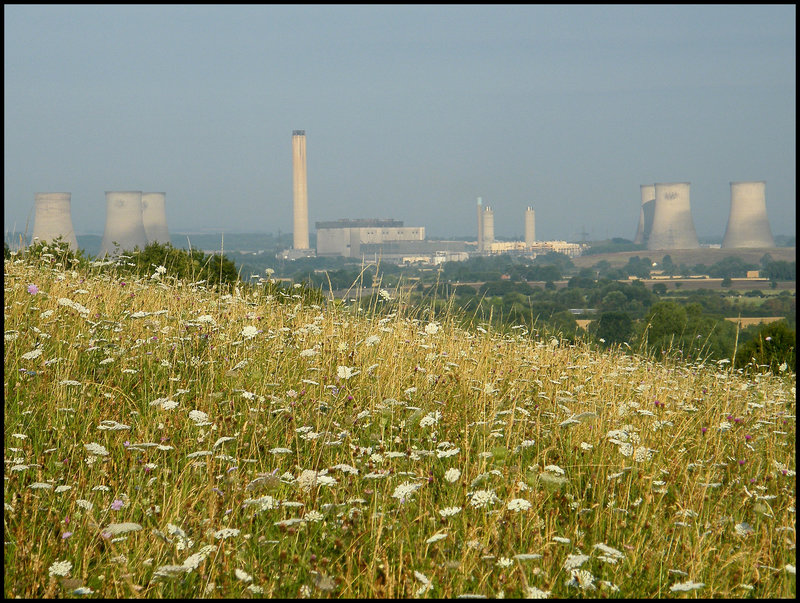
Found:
[4,4,796,241]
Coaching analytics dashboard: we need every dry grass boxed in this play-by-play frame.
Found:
[4,251,796,598]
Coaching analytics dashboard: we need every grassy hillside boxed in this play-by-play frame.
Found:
[4,252,796,598]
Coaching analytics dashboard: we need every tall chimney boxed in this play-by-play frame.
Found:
[647,182,700,250]
[31,192,79,251]
[292,130,310,250]
[721,181,775,248]
[524,206,536,247]
[100,191,148,257]
[142,192,170,245]
[482,205,495,250]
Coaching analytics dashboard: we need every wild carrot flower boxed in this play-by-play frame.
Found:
[48,560,72,577]
[507,498,532,512]
[444,468,461,483]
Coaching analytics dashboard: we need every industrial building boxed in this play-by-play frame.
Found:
[31,192,79,251]
[142,192,170,245]
[316,219,425,258]
[99,191,149,257]
[647,182,700,250]
[721,181,775,248]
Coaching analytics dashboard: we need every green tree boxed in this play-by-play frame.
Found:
[734,321,796,375]
[643,301,688,354]
[590,311,633,347]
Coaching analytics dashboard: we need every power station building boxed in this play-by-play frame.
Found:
[647,182,700,250]
[721,181,775,248]
[141,192,170,245]
[316,219,425,258]
[31,192,79,251]
[99,191,149,257]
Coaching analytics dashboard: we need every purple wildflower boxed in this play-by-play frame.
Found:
[27,284,39,295]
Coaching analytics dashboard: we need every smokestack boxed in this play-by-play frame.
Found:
[31,192,79,251]
[524,206,536,247]
[634,185,655,245]
[142,192,170,245]
[477,197,484,252]
[100,191,148,257]
[647,182,700,250]
[482,206,495,249]
[292,130,309,250]
[721,181,775,248]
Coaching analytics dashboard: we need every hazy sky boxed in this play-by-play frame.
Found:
[4,4,796,240]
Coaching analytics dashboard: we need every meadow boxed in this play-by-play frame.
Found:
[4,248,796,598]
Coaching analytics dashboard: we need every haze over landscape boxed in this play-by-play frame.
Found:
[4,5,796,241]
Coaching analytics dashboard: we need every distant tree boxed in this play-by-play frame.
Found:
[721,277,732,288]
[643,301,688,353]
[652,283,668,295]
[735,321,796,375]
[590,311,633,347]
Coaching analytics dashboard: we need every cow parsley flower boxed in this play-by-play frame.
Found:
[507,498,532,512]
[438,506,462,518]
[392,481,422,502]
[48,560,72,577]
[241,325,258,339]
[444,468,461,483]
[469,489,498,508]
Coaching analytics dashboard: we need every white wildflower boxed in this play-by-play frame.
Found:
[469,489,498,508]
[21,348,43,360]
[564,554,590,571]
[84,442,109,456]
[426,532,448,544]
[234,568,253,583]
[525,586,551,598]
[392,481,423,502]
[669,580,705,592]
[438,506,462,518]
[507,498,532,512]
[241,325,259,339]
[48,560,72,577]
[336,365,359,380]
[304,510,324,522]
[214,528,241,539]
[444,467,461,483]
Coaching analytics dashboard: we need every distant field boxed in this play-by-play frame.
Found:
[573,247,796,269]
[724,316,787,327]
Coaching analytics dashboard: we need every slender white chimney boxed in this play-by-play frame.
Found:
[142,192,170,245]
[100,191,148,257]
[524,206,535,247]
[31,192,79,250]
[292,130,310,250]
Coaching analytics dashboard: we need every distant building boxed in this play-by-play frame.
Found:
[316,219,425,258]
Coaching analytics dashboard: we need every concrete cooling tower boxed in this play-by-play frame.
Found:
[647,182,700,250]
[99,191,149,257]
[31,192,79,250]
[634,185,655,245]
[721,181,775,248]
[141,192,170,245]
[292,130,310,250]
[482,206,495,247]
[524,206,536,246]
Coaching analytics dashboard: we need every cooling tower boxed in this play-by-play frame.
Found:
[292,130,310,250]
[31,192,79,251]
[524,206,536,247]
[141,192,170,245]
[647,182,700,250]
[721,181,775,248]
[482,206,495,247]
[634,185,655,245]
[477,197,484,252]
[99,191,149,257]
